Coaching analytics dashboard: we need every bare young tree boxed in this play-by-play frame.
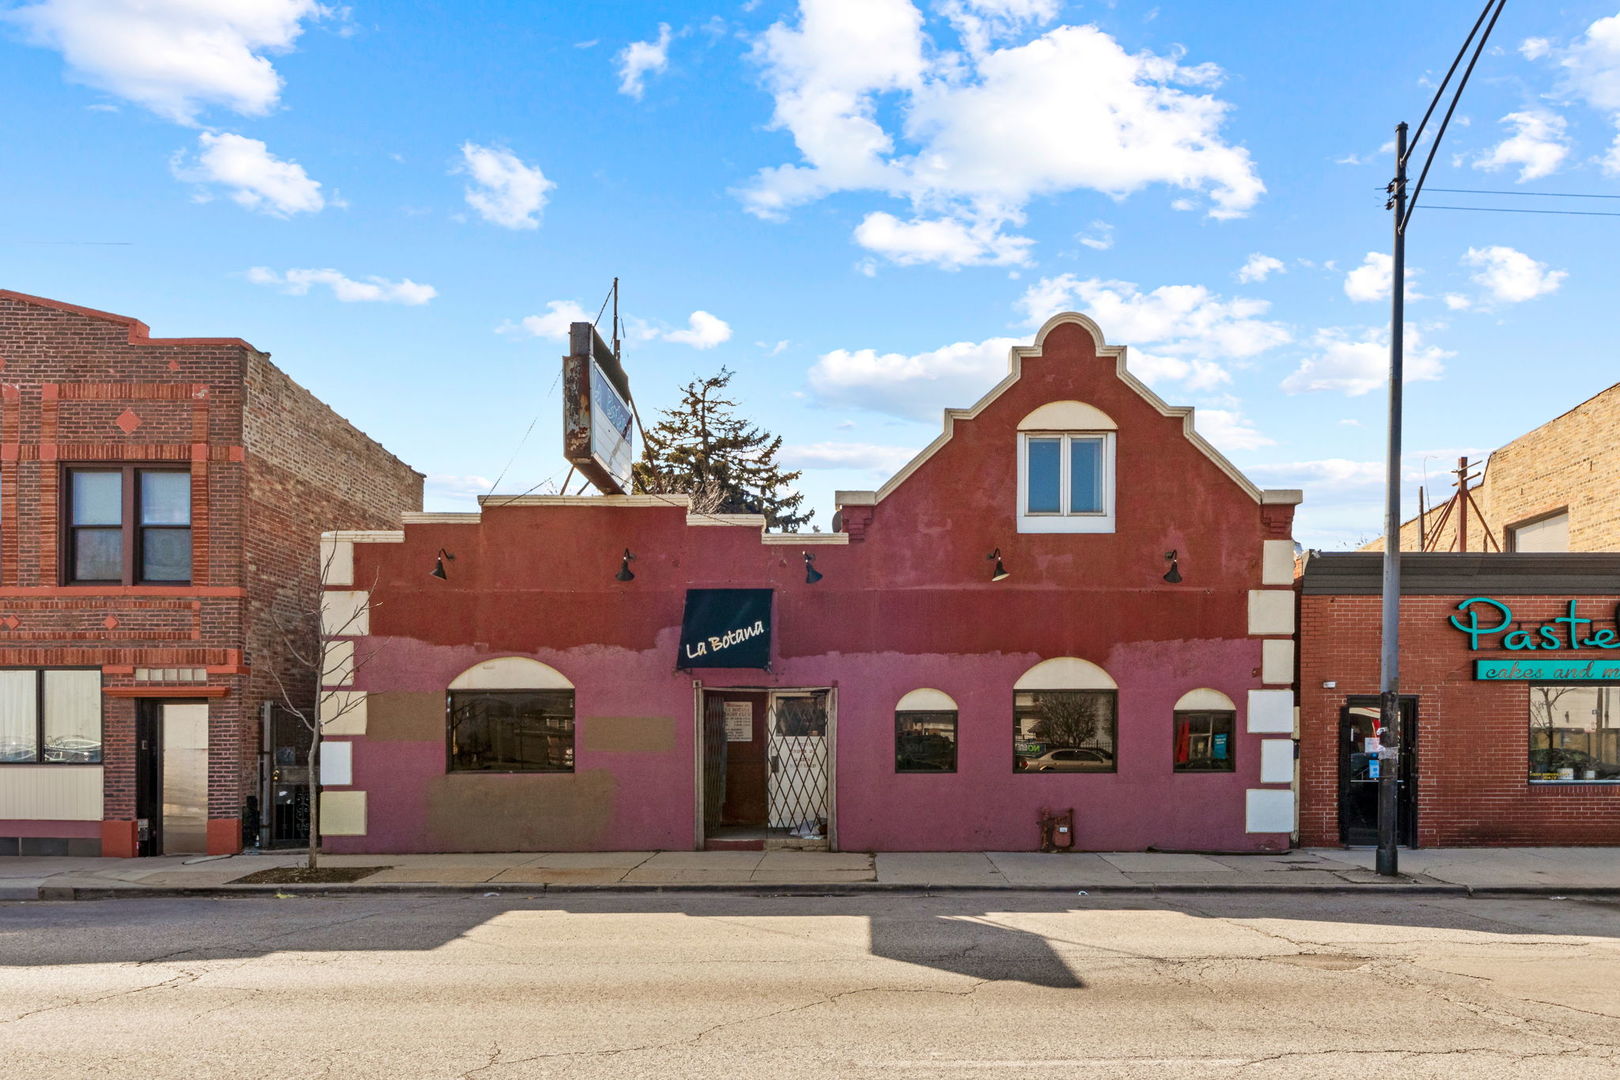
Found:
[1031,692,1103,749]
[265,549,382,871]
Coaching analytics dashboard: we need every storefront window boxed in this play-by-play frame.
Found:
[448,689,574,772]
[1013,690,1116,772]
[896,711,957,772]
[0,668,102,764]
[1528,685,1620,782]
[1173,710,1235,771]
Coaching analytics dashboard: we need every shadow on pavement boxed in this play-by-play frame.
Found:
[3,891,1615,990]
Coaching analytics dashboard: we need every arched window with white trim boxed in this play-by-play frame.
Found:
[895,688,958,773]
[1013,658,1118,773]
[1173,689,1237,772]
[447,657,575,773]
[1016,401,1117,534]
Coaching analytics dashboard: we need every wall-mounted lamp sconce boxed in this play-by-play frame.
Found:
[1163,550,1182,584]
[430,548,455,580]
[615,548,636,582]
[987,548,1010,582]
[803,552,823,584]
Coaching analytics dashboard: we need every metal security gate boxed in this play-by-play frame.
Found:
[263,704,312,848]
[767,691,829,845]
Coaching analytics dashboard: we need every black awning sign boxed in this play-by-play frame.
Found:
[680,589,773,669]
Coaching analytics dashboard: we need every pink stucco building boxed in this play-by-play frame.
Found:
[317,313,1302,853]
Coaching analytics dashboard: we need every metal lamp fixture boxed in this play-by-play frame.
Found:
[987,548,1010,582]
[1163,550,1182,584]
[615,548,636,582]
[803,552,823,584]
[430,548,454,580]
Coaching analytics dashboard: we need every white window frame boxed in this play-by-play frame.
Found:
[1017,431,1116,534]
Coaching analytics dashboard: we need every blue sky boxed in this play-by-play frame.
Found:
[3,0,1619,547]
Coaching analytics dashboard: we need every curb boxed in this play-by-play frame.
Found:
[18,881,1615,901]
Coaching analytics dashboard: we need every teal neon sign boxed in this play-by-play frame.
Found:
[1449,597,1620,653]
[1476,658,1620,681]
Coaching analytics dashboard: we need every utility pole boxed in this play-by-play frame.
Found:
[1377,122,1407,878]
[1376,0,1507,876]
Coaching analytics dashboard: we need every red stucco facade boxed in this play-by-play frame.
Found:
[322,315,1301,854]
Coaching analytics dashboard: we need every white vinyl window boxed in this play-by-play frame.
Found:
[1018,432,1116,533]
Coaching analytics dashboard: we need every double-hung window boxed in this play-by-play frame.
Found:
[1018,430,1116,533]
[65,467,191,584]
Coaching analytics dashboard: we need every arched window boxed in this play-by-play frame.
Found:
[1173,689,1237,773]
[895,688,958,773]
[1013,658,1118,773]
[447,658,575,773]
[1016,401,1118,534]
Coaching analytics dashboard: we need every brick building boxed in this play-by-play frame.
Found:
[1376,381,1620,554]
[1299,553,1620,847]
[0,290,421,857]
[315,313,1303,856]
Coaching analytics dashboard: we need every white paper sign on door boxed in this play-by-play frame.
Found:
[724,701,753,741]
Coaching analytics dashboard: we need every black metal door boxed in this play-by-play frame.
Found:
[1339,698,1417,846]
[134,704,161,857]
[266,706,312,847]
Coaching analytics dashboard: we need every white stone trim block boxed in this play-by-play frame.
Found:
[1247,690,1294,733]
[319,538,354,587]
[1245,788,1295,833]
[320,791,367,836]
[1261,540,1296,586]
[319,691,368,735]
[320,741,354,786]
[323,639,355,687]
[1248,590,1295,636]
[321,591,370,637]
[1259,739,1294,784]
[1262,639,1295,686]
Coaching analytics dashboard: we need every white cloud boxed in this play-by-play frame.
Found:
[1462,245,1567,303]
[507,302,731,349]
[741,2,1264,268]
[853,211,1033,268]
[1532,15,1620,173]
[1076,220,1114,250]
[617,23,672,99]
[808,335,1021,420]
[458,142,554,229]
[1247,458,1383,487]
[1473,110,1570,181]
[663,311,733,349]
[782,441,919,475]
[1194,408,1273,453]
[1281,325,1451,396]
[171,132,325,216]
[510,300,591,341]
[1443,293,1472,311]
[1017,274,1290,390]
[1342,251,1423,303]
[425,474,497,506]
[4,0,326,124]
[246,267,436,305]
[1237,253,1284,283]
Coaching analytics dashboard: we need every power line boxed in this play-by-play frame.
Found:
[1425,203,1620,218]
[1426,186,1620,200]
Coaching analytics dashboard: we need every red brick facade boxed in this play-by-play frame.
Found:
[0,290,421,856]
[1299,555,1620,847]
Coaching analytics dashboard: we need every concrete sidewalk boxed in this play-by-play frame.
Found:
[3,846,1618,900]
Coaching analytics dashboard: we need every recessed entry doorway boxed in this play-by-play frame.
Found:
[134,701,210,856]
[697,688,834,851]
[1339,697,1418,847]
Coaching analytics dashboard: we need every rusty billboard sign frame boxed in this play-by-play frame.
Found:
[563,320,635,495]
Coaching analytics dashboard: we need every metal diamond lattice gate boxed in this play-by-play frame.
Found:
[767,692,828,840]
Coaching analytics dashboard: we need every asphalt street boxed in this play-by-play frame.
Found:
[3,891,1619,1079]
